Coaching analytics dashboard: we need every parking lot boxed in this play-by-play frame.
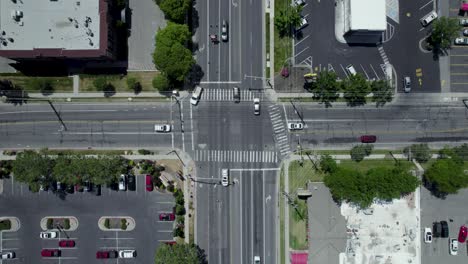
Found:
[0,175,175,263]
[449,0,468,92]
[421,187,468,263]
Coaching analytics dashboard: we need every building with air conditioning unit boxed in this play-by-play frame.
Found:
[343,0,387,43]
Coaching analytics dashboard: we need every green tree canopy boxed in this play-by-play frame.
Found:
[428,16,461,53]
[52,155,74,184]
[424,158,467,196]
[12,151,51,185]
[155,243,207,264]
[274,6,302,37]
[370,79,393,107]
[152,74,170,91]
[342,74,370,107]
[319,154,338,174]
[312,71,339,107]
[403,143,431,163]
[350,144,373,162]
[158,0,191,24]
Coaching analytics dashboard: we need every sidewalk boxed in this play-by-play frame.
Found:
[26,91,187,99]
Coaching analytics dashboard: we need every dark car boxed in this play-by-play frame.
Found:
[360,135,377,143]
[41,249,61,257]
[127,175,136,191]
[75,183,84,192]
[65,184,74,194]
[159,213,175,221]
[96,250,118,259]
[433,222,442,237]
[59,240,75,248]
[233,86,240,103]
[83,180,93,192]
[146,175,154,192]
[441,221,449,238]
[94,184,101,196]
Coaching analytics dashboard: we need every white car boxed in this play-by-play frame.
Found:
[450,238,458,255]
[288,122,304,130]
[221,169,229,187]
[221,20,228,41]
[119,249,136,258]
[424,227,432,243]
[403,76,411,93]
[190,86,203,105]
[254,256,261,263]
[118,174,127,191]
[40,231,57,239]
[421,11,438,26]
[460,18,468,26]
[154,124,171,133]
[0,252,15,259]
[292,0,305,7]
[296,17,308,31]
[455,37,468,45]
[253,98,260,115]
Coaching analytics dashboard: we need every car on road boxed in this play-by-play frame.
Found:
[403,77,411,93]
[159,213,175,221]
[190,86,203,105]
[458,225,467,243]
[296,17,308,31]
[424,227,432,243]
[454,37,468,45]
[288,122,304,130]
[59,240,75,248]
[96,250,118,259]
[441,220,449,238]
[253,98,260,115]
[41,249,61,257]
[360,135,376,143]
[461,18,468,26]
[154,124,171,133]
[233,86,240,103]
[0,252,15,259]
[420,11,438,26]
[254,256,261,263]
[450,238,458,255]
[221,20,228,41]
[146,175,154,191]
[221,168,229,187]
[433,222,442,237]
[127,174,136,191]
[40,231,57,239]
[292,0,305,7]
[119,174,127,191]
[118,249,136,258]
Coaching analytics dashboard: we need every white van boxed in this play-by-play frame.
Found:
[221,169,229,187]
[345,65,357,76]
[190,86,203,105]
[421,11,438,27]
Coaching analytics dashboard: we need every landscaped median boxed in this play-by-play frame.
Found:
[98,216,136,232]
[0,217,20,232]
[40,216,78,231]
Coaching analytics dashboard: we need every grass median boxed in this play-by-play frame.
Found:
[274,0,293,73]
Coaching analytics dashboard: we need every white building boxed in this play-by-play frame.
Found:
[344,0,386,43]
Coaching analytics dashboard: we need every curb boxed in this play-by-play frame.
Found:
[98,216,136,232]
[40,216,79,231]
[0,217,20,232]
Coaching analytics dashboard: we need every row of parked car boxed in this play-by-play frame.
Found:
[424,221,467,256]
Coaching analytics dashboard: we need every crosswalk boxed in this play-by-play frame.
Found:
[200,89,260,102]
[269,105,291,157]
[194,149,278,163]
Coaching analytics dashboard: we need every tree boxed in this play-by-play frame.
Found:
[52,155,75,184]
[158,0,191,24]
[155,243,207,264]
[274,6,302,37]
[370,79,393,107]
[12,151,51,185]
[153,23,194,82]
[428,16,461,53]
[319,154,338,174]
[350,144,373,162]
[403,143,431,163]
[453,144,468,161]
[312,71,339,107]
[152,74,170,91]
[126,77,142,94]
[424,158,467,196]
[342,74,370,107]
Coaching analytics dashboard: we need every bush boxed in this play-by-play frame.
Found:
[319,154,338,174]
[403,143,431,163]
[93,77,108,91]
[173,189,184,205]
[453,144,468,161]
[152,74,170,91]
[63,219,70,230]
[167,184,175,193]
[28,78,54,95]
[46,218,53,229]
[176,215,184,224]
[138,149,152,155]
[104,218,110,229]
[350,145,373,162]
[0,220,11,231]
[121,219,127,230]
[175,204,186,215]
[173,226,184,238]
[126,77,142,94]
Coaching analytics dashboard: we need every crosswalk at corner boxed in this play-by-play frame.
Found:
[268,105,291,157]
[200,89,260,102]
[194,149,278,163]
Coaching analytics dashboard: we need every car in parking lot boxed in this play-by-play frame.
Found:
[288,122,304,130]
[59,240,75,248]
[464,29,468,36]
[433,222,442,237]
[0,252,15,259]
[253,98,260,115]
[233,86,240,103]
[164,241,177,245]
[360,135,376,143]
[96,250,118,259]
[454,37,468,45]
[441,220,449,238]
[40,231,57,239]
[221,168,229,187]
[403,77,411,93]
[458,225,467,243]
[119,174,127,191]
[146,175,154,191]
[221,20,228,41]
[83,180,92,192]
[424,227,432,243]
[127,174,136,191]
[296,17,308,31]
[41,249,61,257]
[450,238,458,255]
[159,213,175,221]
[420,10,438,26]
[94,184,101,196]
[118,249,136,258]
[460,18,468,26]
[292,0,305,7]
[154,124,171,133]
[346,64,357,76]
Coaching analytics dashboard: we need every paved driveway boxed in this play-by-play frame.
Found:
[127,0,166,71]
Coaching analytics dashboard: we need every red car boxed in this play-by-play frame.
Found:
[164,241,176,245]
[146,175,154,192]
[159,213,175,221]
[59,240,75,247]
[459,225,468,243]
[41,249,61,257]
[360,135,377,143]
[96,250,118,259]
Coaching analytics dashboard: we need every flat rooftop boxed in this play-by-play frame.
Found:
[0,0,100,51]
[348,0,386,31]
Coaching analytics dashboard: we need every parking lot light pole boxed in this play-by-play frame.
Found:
[55,224,70,239]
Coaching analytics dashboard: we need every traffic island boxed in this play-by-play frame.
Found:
[98,216,135,231]
[40,216,78,231]
[0,217,20,232]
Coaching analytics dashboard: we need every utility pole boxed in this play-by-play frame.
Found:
[463,99,468,110]
[172,93,183,133]
[167,150,185,167]
[297,136,304,166]
[47,100,67,131]
[289,99,305,124]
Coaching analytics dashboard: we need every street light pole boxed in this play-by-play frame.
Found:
[47,100,67,131]
[289,99,304,124]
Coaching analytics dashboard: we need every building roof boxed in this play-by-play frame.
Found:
[348,0,386,31]
[0,0,100,51]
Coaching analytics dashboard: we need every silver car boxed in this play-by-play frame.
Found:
[403,77,411,93]
[154,124,171,133]
[288,122,304,130]
[221,20,228,42]
[0,252,15,259]
[253,98,260,115]
[221,169,229,187]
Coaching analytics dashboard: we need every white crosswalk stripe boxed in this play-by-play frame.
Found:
[200,89,261,102]
[194,150,277,163]
[268,105,291,157]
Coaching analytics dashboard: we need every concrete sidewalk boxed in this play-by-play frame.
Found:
[26,91,188,99]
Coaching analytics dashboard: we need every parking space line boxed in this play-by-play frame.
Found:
[360,64,370,80]
[294,47,309,58]
[157,230,173,233]
[294,35,310,46]
[339,64,349,78]
[419,0,433,10]
[369,64,380,80]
